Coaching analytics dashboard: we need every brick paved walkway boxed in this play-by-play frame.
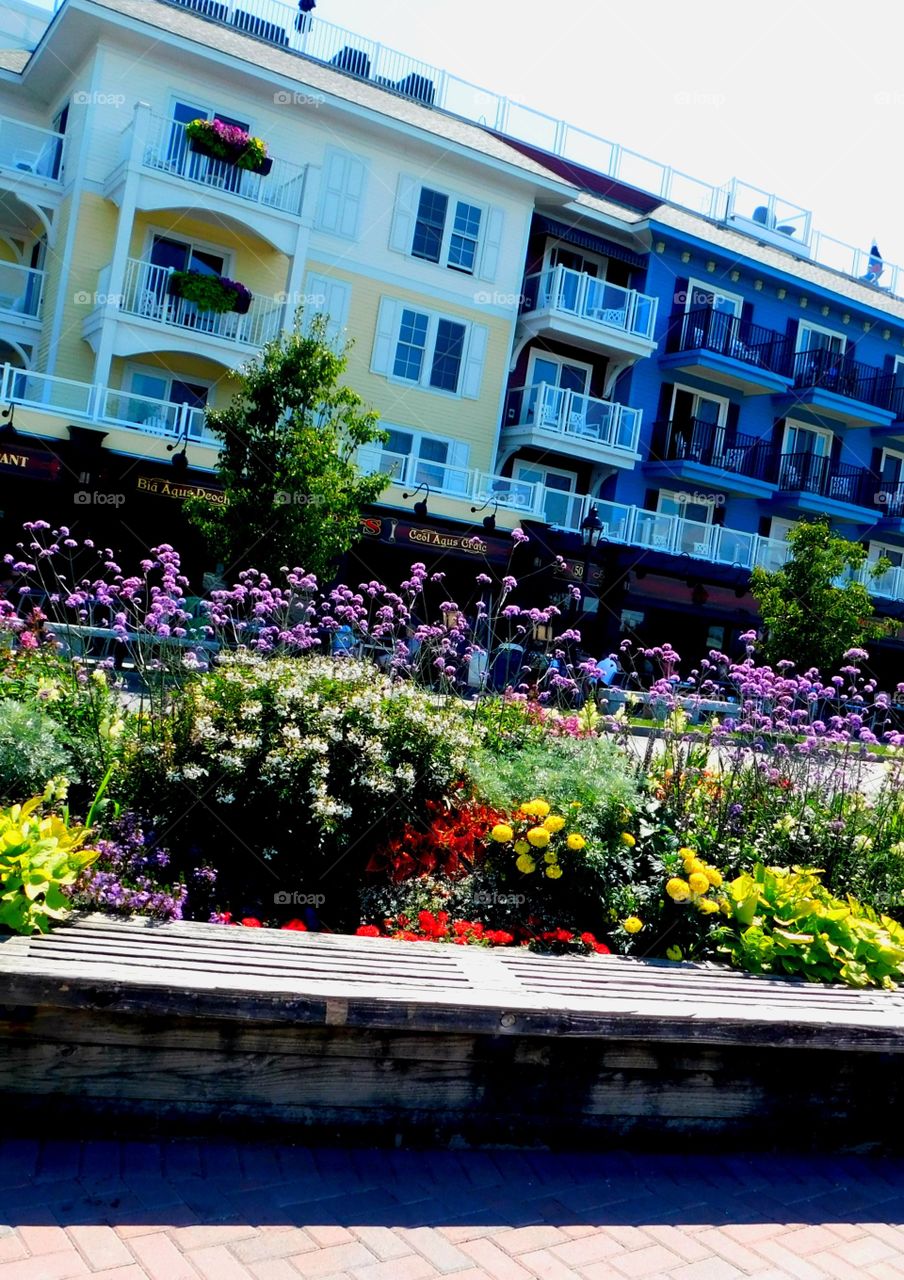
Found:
[2,1140,904,1279]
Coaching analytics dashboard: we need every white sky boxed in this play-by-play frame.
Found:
[21,0,904,271]
[323,0,904,272]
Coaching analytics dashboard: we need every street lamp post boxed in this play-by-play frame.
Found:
[571,504,604,624]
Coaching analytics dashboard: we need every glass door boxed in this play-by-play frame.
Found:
[526,355,590,431]
[515,463,577,527]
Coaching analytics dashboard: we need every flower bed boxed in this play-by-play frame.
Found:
[4,520,904,989]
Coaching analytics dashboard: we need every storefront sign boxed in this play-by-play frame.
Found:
[0,445,61,480]
[137,476,227,505]
[359,516,512,564]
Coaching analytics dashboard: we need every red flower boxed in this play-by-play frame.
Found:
[355,924,381,937]
[241,917,262,928]
[485,930,515,946]
[281,919,308,931]
[593,942,611,954]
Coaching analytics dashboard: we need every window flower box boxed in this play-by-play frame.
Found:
[184,118,272,176]
[168,270,253,315]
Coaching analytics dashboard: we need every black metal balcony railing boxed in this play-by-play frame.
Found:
[776,452,876,507]
[791,347,894,411]
[875,479,904,519]
[651,417,776,481]
[667,308,794,377]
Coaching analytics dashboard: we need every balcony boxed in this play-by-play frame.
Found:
[518,267,658,362]
[0,115,64,184]
[501,383,641,468]
[787,347,895,428]
[82,259,283,367]
[141,114,307,216]
[0,363,217,446]
[774,451,878,520]
[661,308,793,395]
[646,418,776,497]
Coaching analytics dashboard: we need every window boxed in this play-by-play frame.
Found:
[304,274,351,345]
[686,278,742,316]
[372,298,488,398]
[360,426,469,495]
[797,322,845,355]
[515,462,577,527]
[391,176,504,280]
[658,489,716,525]
[869,542,904,568]
[783,421,832,456]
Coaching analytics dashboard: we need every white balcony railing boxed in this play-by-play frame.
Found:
[523,267,658,342]
[0,115,64,179]
[0,262,45,318]
[0,363,216,444]
[140,113,307,216]
[506,383,642,454]
[116,258,283,348]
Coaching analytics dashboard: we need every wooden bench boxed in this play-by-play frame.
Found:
[2,915,904,1149]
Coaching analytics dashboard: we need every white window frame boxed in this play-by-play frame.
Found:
[782,419,833,456]
[669,382,729,426]
[657,488,717,524]
[770,517,798,542]
[544,242,608,280]
[169,95,254,131]
[126,363,214,404]
[315,146,367,240]
[364,425,470,493]
[372,298,487,399]
[880,447,904,477]
[409,183,486,274]
[796,320,846,355]
[526,351,593,392]
[143,226,233,277]
[685,277,743,316]
[868,540,904,566]
[390,175,504,281]
[514,460,577,491]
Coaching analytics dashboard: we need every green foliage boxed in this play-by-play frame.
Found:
[0,796,99,935]
[184,317,389,580]
[716,863,904,988]
[468,696,547,752]
[168,271,236,314]
[133,653,482,920]
[751,519,890,671]
[0,699,71,803]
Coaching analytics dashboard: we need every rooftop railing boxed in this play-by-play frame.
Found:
[48,0,901,303]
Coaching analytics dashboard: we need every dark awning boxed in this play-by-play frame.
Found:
[534,215,646,269]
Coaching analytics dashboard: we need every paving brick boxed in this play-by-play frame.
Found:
[67,1225,135,1271]
[0,1249,89,1280]
[692,1228,767,1274]
[458,1237,534,1280]
[833,1236,900,1266]
[549,1232,625,1267]
[249,1262,309,1280]
[349,1254,436,1280]
[84,1269,150,1280]
[491,1227,567,1256]
[0,1241,27,1265]
[289,1243,377,1277]
[394,1227,471,1272]
[305,1228,355,1248]
[642,1224,713,1263]
[128,1232,202,1280]
[233,1230,319,1263]
[667,1262,746,1280]
[809,1249,882,1280]
[348,1227,412,1261]
[170,1225,260,1251]
[187,1243,260,1279]
[780,1225,850,1256]
[609,1243,687,1277]
[16,1225,70,1257]
[514,1248,578,1280]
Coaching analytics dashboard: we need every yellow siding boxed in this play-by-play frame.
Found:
[127,213,289,302]
[308,260,509,475]
[44,192,118,381]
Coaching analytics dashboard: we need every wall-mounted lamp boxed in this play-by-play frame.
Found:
[166,432,189,473]
[0,403,15,436]
[470,493,499,532]
[403,481,430,520]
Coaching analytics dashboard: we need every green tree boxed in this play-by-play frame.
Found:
[185,316,389,580]
[751,519,891,672]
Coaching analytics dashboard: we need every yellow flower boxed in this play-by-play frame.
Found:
[705,866,723,887]
[515,854,536,874]
[566,833,586,851]
[543,815,566,833]
[523,799,550,818]
[491,823,514,843]
[527,826,551,848]
[697,898,720,915]
[688,871,710,896]
[543,850,558,864]
[666,877,691,902]
[683,857,707,876]
[514,840,530,855]
[623,916,643,934]
[678,847,697,860]
[621,832,636,848]
[666,945,683,961]
[545,865,563,879]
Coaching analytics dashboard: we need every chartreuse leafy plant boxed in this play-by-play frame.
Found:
[0,796,100,935]
[717,863,904,989]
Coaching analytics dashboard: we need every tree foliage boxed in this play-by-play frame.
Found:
[185,316,388,580]
[751,519,890,671]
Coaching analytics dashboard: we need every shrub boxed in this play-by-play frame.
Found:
[716,863,904,989]
[137,652,482,921]
[0,698,72,802]
[0,796,99,934]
